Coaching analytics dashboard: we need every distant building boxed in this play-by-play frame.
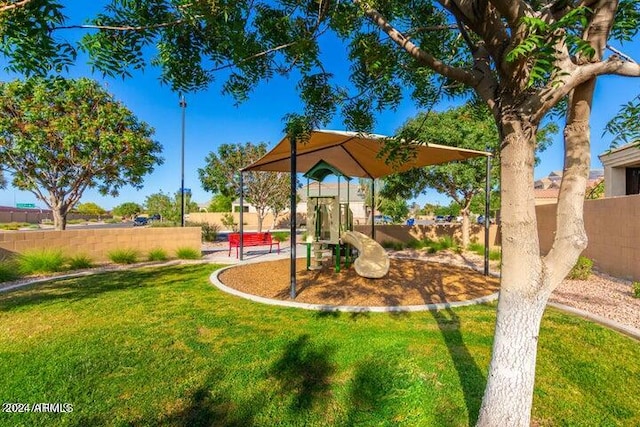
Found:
[534,169,604,205]
[598,141,640,197]
[298,181,369,225]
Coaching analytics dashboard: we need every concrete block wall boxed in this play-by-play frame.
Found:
[353,223,501,249]
[0,227,202,262]
[536,194,640,281]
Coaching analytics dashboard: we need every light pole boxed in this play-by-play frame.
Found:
[179,93,187,227]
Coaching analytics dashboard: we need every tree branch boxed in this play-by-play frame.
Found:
[354,1,479,87]
[53,20,185,32]
[487,0,533,29]
[0,0,33,13]
[533,57,640,122]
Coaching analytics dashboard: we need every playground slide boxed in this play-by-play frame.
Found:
[341,231,390,279]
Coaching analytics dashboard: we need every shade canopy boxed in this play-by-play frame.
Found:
[243,129,489,178]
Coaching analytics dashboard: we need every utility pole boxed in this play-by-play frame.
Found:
[179,94,187,227]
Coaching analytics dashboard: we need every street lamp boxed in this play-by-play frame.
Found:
[179,93,187,227]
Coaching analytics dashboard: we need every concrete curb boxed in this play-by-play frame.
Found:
[547,302,640,341]
[209,263,500,313]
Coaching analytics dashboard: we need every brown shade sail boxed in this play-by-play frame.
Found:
[242,129,489,178]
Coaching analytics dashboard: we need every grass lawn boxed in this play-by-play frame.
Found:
[1,264,639,426]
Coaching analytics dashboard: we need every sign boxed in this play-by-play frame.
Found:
[179,188,191,195]
[16,203,36,208]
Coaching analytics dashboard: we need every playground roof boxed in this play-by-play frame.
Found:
[242,129,489,179]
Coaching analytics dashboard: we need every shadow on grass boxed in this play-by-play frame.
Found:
[430,307,486,426]
[344,356,398,426]
[0,264,210,311]
[270,334,336,411]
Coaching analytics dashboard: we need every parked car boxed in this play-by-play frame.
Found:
[133,217,148,227]
[374,215,393,224]
[435,215,446,223]
[148,214,161,222]
[477,215,496,224]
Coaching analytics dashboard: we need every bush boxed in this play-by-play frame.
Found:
[568,256,593,280]
[0,259,21,282]
[67,219,85,225]
[632,282,640,299]
[104,218,122,224]
[405,238,424,249]
[108,249,138,264]
[221,213,237,231]
[148,248,169,262]
[381,240,404,250]
[270,231,290,242]
[0,222,31,230]
[176,247,201,260]
[17,249,66,275]
[67,254,93,270]
[186,221,221,242]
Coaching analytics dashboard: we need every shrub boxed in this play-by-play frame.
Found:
[270,231,290,242]
[0,259,21,282]
[67,219,85,225]
[104,218,122,224]
[176,247,201,260]
[381,240,404,250]
[186,221,221,242]
[0,222,30,230]
[568,256,593,280]
[67,254,93,270]
[632,282,640,299]
[405,238,424,249]
[17,249,66,275]
[108,249,138,264]
[221,213,237,231]
[148,248,169,262]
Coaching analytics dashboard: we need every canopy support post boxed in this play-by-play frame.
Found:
[371,178,376,240]
[239,171,244,261]
[290,137,297,299]
[484,150,491,276]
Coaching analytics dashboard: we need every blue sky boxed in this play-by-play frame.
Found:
[0,5,638,210]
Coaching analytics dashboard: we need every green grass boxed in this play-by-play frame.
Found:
[0,258,21,282]
[0,264,639,426]
[147,248,169,262]
[108,248,139,264]
[67,254,93,270]
[568,256,594,280]
[633,282,640,299]
[468,242,502,261]
[175,247,201,260]
[16,249,66,275]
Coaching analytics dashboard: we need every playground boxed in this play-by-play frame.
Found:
[217,254,499,307]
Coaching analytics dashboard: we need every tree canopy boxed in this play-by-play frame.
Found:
[0,77,163,230]
[199,142,292,232]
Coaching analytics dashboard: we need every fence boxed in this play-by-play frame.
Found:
[0,227,202,262]
[536,194,640,281]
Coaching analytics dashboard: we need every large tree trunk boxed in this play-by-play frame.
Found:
[477,87,592,424]
[476,118,546,426]
[461,208,470,248]
[52,205,68,231]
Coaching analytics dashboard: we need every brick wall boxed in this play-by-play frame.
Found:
[536,194,640,280]
[0,227,202,262]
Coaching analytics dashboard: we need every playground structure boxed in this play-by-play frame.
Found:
[304,160,390,278]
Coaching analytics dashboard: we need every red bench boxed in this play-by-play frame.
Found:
[228,232,280,258]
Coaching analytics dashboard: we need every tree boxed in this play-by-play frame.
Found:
[266,173,293,229]
[112,202,142,219]
[76,202,106,216]
[199,142,292,232]
[3,2,638,425]
[208,194,233,213]
[0,77,163,230]
[144,191,173,220]
[383,104,500,247]
[378,196,409,223]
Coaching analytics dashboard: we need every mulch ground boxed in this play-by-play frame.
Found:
[218,257,500,307]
